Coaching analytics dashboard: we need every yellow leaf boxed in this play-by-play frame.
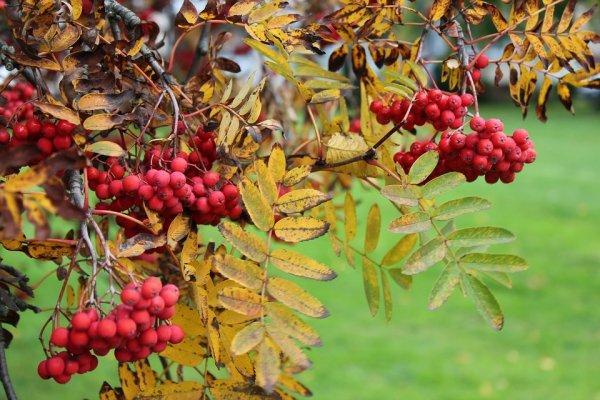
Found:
[239,177,274,232]
[228,1,259,17]
[273,216,329,243]
[160,337,206,367]
[33,101,80,125]
[324,133,380,177]
[38,24,81,53]
[382,271,393,321]
[266,328,311,371]
[268,144,286,183]
[76,91,134,112]
[218,221,268,263]
[282,165,311,187]
[430,0,451,21]
[255,338,281,393]
[310,89,341,104]
[275,189,331,214]
[167,214,191,248]
[83,113,128,131]
[266,303,321,346]
[270,248,336,281]
[85,141,126,157]
[255,160,278,205]
[231,322,265,355]
[362,257,380,316]
[71,0,82,19]
[213,254,265,290]
[139,381,203,400]
[364,204,381,252]
[172,304,205,337]
[218,287,263,317]
[180,230,199,281]
[5,167,47,192]
[381,234,418,266]
[267,277,329,318]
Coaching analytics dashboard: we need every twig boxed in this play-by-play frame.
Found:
[0,326,17,400]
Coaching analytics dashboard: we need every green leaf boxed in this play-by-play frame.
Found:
[362,257,380,316]
[421,172,465,198]
[310,89,341,104]
[388,211,431,234]
[462,274,504,330]
[84,141,126,157]
[435,197,492,221]
[428,263,461,310]
[483,271,513,288]
[409,151,439,184]
[387,268,412,289]
[381,185,420,206]
[406,60,428,87]
[448,227,515,247]
[460,253,528,273]
[403,237,447,275]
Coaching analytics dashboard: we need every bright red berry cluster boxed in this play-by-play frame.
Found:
[87,125,242,235]
[394,118,536,184]
[38,277,183,384]
[470,53,490,82]
[369,88,474,132]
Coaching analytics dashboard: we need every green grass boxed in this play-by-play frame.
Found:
[2,102,599,399]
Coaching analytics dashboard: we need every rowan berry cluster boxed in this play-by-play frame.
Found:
[369,88,474,132]
[38,277,183,384]
[394,118,536,184]
[87,125,242,234]
[0,81,35,121]
[470,53,490,83]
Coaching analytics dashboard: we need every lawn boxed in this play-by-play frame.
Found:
[2,101,599,400]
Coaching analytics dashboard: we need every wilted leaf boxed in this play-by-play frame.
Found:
[267,303,322,347]
[255,160,278,205]
[255,338,281,393]
[213,254,264,289]
[76,91,134,112]
[218,221,268,263]
[218,287,263,317]
[231,322,265,355]
[388,269,412,289]
[344,193,357,241]
[167,214,191,248]
[283,165,311,187]
[382,271,393,321]
[118,234,166,258]
[33,102,80,125]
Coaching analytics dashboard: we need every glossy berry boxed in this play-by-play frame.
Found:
[169,325,185,344]
[474,53,490,69]
[72,312,91,331]
[117,319,137,338]
[97,319,117,339]
[50,327,70,347]
[141,277,162,299]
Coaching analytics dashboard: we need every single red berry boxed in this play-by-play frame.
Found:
[475,53,490,69]
[121,288,141,306]
[37,137,54,155]
[38,360,51,379]
[148,196,164,211]
[459,148,475,165]
[156,325,171,342]
[472,155,488,172]
[148,296,165,315]
[12,123,28,140]
[169,171,186,189]
[153,170,171,187]
[109,180,123,197]
[369,100,383,114]
[57,120,75,135]
[134,297,151,310]
[64,358,79,375]
[53,135,72,150]
[415,92,429,108]
[428,89,443,102]
[42,122,57,138]
[376,112,391,125]
[208,191,225,208]
[511,162,524,173]
[141,277,162,299]
[489,148,504,164]
[508,147,522,162]
[424,103,440,120]
[485,118,504,133]
[169,325,185,344]
[140,329,158,346]
[477,139,494,155]
[512,129,529,145]
[131,309,150,326]
[438,138,452,153]
[26,119,42,137]
[157,305,176,320]
[410,141,424,156]
[485,172,500,184]
[460,93,474,107]
[202,171,220,187]
[69,330,89,347]
[152,341,168,353]
[471,69,482,81]
[469,116,486,132]
[46,356,65,377]
[0,129,10,145]
[496,160,511,172]
[171,157,188,173]
[450,133,466,149]
[500,171,515,183]
[72,312,91,331]
[117,318,137,338]
[51,327,70,347]
[440,110,455,126]
[114,348,132,363]
[447,95,462,109]
[524,149,537,163]
[349,118,361,133]
[97,319,117,339]
[160,285,179,307]
[122,175,141,193]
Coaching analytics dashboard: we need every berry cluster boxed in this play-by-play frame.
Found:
[469,53,490,83]
[38,277,183,384]
[0,118,76,154]
[370,89,474,132]
[394,118,536,184]
[87,126,242,234]
[0,81,35,121]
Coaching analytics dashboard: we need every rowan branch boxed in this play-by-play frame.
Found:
[0,326,17,400]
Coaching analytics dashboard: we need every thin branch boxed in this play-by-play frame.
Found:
[0,326,17,400]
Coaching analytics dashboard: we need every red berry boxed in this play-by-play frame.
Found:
[114,348,132,363]
[208,191,225,208]
[141,277,162,299]
[500,171,515,183]
[42,122,57,138]
[169,171,186,189]
[157,305,176,320]
[46,356,65,377]
[53,135,72,150]
[428,89,443,102]
[95,184,110,200]
[65,359,79,375]
[50,327,70,347]
[26,119,42,136]
[123,175,141,192]
[72,312,91,331]
[450,133,466,149]
[148,296,165,315]
[117,318,137,338]
[524,149,537,163]
[169,325,185,344]
[221,184,238,200]
[37,137,54,155]
[152,341,168,353]
[140,329,158,346]
[148,196,164,211]
[0,129,9,145]
[156,325,171,342]
[511,162,524,173]
[460,93,474,107]
[496,160,511,172]
[472,155,488,172]
[410,141,424,156]
[512,129,529,145]
[203,171,220,187]
[12,123,28,140]
[440,110,455,126]
[477,139,494,155]
[171,157,188,172]
[160,284,180,307]
[138,184,154,200]
[489,148,504,164]
[475,53,490,69]
[109,180,123,197]
[154,170,171,187]
[376,112,390,125]
[471,69,482,81]
[369,100,383,114]
[439,138,452,153]
[57,120,75,135]
[37,360,51,379]
[485,172,500,184]
[69,330,89,347]
[485,118,503,133]
[469,116,486,132]
[121,288,141,306]
[424,103,440,120]
[97,319,117,339]
[134,297,151,310]
[54,374,71,384]
[131,309,150,326]
[459,148,475,165]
